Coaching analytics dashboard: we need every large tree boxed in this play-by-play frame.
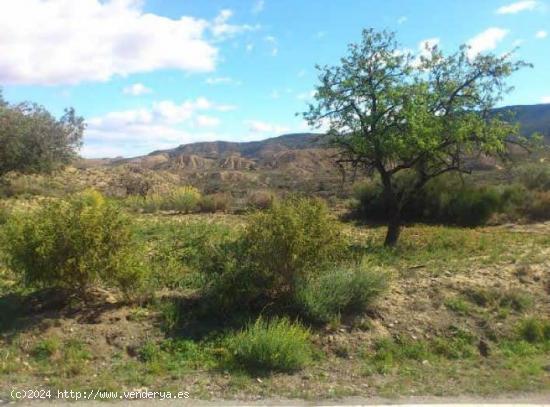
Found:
[0,91,84,176]
[303,29,531,246]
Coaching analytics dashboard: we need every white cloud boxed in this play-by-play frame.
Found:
[210,9,258,39]
[84,98,234,157]
[541,96,550,103]
[0,1,255,85]
[252,0,265,14]
[246,43,254,52]
[195,115,220,128]
[123,83,152,96]
[467,28,509,57]
[264,35,278,56]
[297,69,307,78]
[205,76,241,85]
[315,31,327,39]
[496,1,538,14]
[245,120,289,134]
[397,16,408,24]
[535,30,548,39]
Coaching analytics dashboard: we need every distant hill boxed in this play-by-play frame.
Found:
[493,103,550,143]
[78,104,549,192]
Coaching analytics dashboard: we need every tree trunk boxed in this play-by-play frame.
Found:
[384,214,401,247]
[378,168,402,247]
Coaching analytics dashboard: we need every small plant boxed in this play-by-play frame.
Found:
[518,318,550,343]
[295,263,389,323]
[32,338,61,360]
[2,190,144,297]
[444,296,473,315]
[225,317,312,373]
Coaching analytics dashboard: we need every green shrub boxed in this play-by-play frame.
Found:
[162,186,201,213]
[198,193,230,213]
[32,337,61,360]
[125,186,202,214]
[202,198,348,313]
[225,317,312,373]
[2,190,144,297]
[518,318,550,343]
[513,162,550,191]
[353,173,515,226]
[295,263,388,323]
[0,204,9,225]
[521,191,550,221]
[241,197,347,295]
[246,190,275,210]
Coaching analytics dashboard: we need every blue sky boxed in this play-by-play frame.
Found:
[1,0,549,157]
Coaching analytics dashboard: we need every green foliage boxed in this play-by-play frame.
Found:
[203,197,348,313]
[0,203,9,225]
[295,263,388,323]
[1,190,144,296]
[363,333,476,375]
[353,173,523,226]
[303,29,530,245]
[198,193,231,213]
[518,318,550,343]
[521,191,550,220]
[0,95,84,176]
[513,162,550,191]
[32,338,61,361]
[125,186,202,214]
[225,317,312,373]
[240,197,347,294]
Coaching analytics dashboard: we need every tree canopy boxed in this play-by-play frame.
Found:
[303,29,532,246]
[0,91,84,176]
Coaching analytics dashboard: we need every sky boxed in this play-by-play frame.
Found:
[0,0,549,158]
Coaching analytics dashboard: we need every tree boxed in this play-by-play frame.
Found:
[0,90,84,176]
[303,29,531,246]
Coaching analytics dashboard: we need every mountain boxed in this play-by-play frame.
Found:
[493,103,550,142]
[79,104,549,192]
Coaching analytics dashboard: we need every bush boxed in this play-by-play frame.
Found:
[521,191,550,221]
[0,204,9,225]
[198,193,231,213]
[246,190,275,210]
[125,186,202,214]
[518,318,550,343]
[353,173,515,226]
[239,197,347,296]
[513,162,550,191]
[295,263,388,323]
[163,186,201,213]
[2,190,144,297]
[225,317,312,373]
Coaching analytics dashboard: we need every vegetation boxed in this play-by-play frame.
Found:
[225,317,313,373]
[1,190,143,297]
[295,263,388,323]
[0,91,84,176]
[303,29,533,245]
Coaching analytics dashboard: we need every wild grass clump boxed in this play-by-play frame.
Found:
[1,190,144,297]
[225,317,312,373]
[518,318,550,343]
[295,263,389,323]
[125,186,202,214]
